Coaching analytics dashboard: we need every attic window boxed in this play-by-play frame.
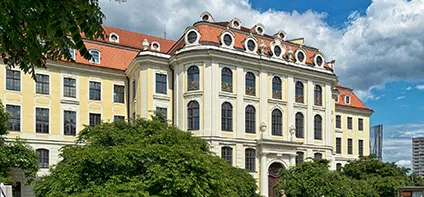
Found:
[345,95,351,105]
[111,35,118,41]
[109,32,119,43]
[279,33,285,39]
[152,43,159,49]
[315,55,324,67]
[185,29,200,45]
[151,41,160,51]
[233,21,240,28]
[247,40,256,51]
[202,15,209,21]
[223,34,232,46]
[274,46,281,57]
[257,27,263,34]
[296,50,306,63]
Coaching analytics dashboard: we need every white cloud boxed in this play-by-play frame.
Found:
[395,160,412,169]
[99,0,424,94]
[396,96,406,100]
[416,85,424,91]
[406,86,412,90]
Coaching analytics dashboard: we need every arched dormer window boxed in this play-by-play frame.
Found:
[314,85,322,106]
[295,81,304,103]
[220,31,235,48]
[314,53,325,67]
[244,37,257,53]
[185,28,200,45]
[187,101,199,130]
[295,112,304,138]
[109,32,119,43]
[89,50,100,64]
[245,72,256,96]
[221,67,233,92]
[272,76,282,99]
[314,115,322,140]
[187,66,199,91]
[295,49,306,64]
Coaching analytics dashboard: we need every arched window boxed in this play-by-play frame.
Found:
[245,72,256,96]
[187,101,199,130]
[245,105,256,133]
[187,66,199,91]
[296,152,304,166]
[89,50,100,64]
[36,149,49,168]
[336,163,342,171]
[221,67,233,92]
[221,146,233,166]
[222,102,233,131]
[314,85,322,106]
[272,77,282,99]
[314,115,322,140]
[314,153,323,160]
[245,148,256,172]
[271,109,282,136]
[295,81,304,103]
[295,112,304,138]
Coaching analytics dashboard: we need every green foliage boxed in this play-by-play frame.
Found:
[35,118,258,197]
[0,100,39,184]
[0,0,122,78]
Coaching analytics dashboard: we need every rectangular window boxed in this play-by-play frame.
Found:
[64,110,76,136]
[336,138,342,154]
[347,117,353,130]
[114,115,125,121]
[132,79,136,100]
[156,74,167,94]
[358,118,363,131]
[6,105,20,131]
[89,113,101,127]
[359,139,364,156]
[114,85,125,103]
[36,108,49,133]
[89,81,101,100]
[348,139,353,155]
[156,107,167,120]
[6,69,20,91]
[36,74,49,95]
[63,78,76,98]
[336,115,341,129]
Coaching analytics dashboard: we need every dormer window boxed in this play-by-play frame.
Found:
[316,55,323,67]
[202,15,209,21]
[109,32,119,43]
[200,11,215,22]
[233,21,240,27]
[229,18,241,29]
[257,27,263,34]
[253,24,265,35]
[224,34,232,46]
[274,30,286,41]
[295,50,306,63]
[220,31,234,48]
[335,95,339,103]
[151,41,160,51]
[345,95,351,104]
[274,45,282,57]
[89,50,100,64]
[185,29,200,45]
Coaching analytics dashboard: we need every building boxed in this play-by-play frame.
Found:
[413,137,424,175]
[0,12,373,197]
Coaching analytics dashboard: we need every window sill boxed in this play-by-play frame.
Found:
[335,128,343,133]
[219,92,236,98]
[313,105,325,111]
[243,95,259,102]
[268,98,287,105]
[184,90,203,98]
[60,98,79,105]
[153,93,171,101]
[294,103,307,109]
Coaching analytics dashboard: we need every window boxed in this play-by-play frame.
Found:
[314,153,323,160]
[156,107,167,120]
[335,95,339,103]
[295,112,304,138]
[89,113,101,127]
[314,85,322,106]
[36,74,49,95]
[296,152,304,166]
[89,81,101,100]
[36,108,49,133]
[348,139,353,155]
[314,115,322,140]
[6,69,20,91]
[114,85,125,103]
[223,34,233,46]
[295,81,304,103]
[359,139,364,156]
[245,148,256,172]
[271,109,283,136]
[12,181,21,197]
[36,149,49,168]
[132,79,136,100]
[6,105,20,131]
[63,78,76,98]
[64,110,76,136]
[187,31,198,44]
[347,117,353,130]
[245,105,256,133]
[247,39,256,51]
[114,115,125,121]
[187,66,200,91]
[221,102,233,131]
[296,51,305,63]
[156,73,167,94]
[272,77,282,99]
[187,101,199,130]
[245,72,255,96]
[89,50,100,64]
[316,55,323,67]
[345,95,351,104]
[358,118,363,131]
[221,67,233,92]
[336,138,342,154]
[221,146,233,166]
[336,163,342,171]
[274,45,282,57]
[336,115,341,129]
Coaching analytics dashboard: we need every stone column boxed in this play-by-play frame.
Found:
[260,153,268,197]
[289,154,296,167]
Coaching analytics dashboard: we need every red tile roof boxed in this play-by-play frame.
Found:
[336,84,373,112]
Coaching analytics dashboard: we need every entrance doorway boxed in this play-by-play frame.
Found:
[268,162,284,197]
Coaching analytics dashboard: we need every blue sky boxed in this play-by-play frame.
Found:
[100,0,424,169]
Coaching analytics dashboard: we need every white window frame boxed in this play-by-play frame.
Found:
[185,28,200,46]
[88,49,101,64]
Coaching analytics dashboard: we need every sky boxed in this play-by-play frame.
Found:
[99,0,424,169]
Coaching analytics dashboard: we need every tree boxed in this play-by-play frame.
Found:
[35,117,259,197]
[0,100,39,184]
[343,155,411,197]
[0,0,122,78]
